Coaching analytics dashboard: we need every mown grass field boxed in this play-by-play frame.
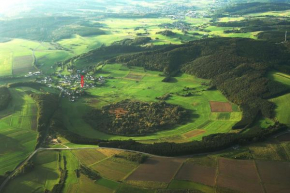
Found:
[271,93,290,126]
[0,88,38,175]
[61,64,241,143]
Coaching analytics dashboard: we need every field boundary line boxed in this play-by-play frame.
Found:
[88,156,111,167]
[214,157,219,193]
[121,162,140,181]
[253,160,266,193]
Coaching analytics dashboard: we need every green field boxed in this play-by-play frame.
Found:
[3,151,60,193]
[271,93,290,126]
[0,88,38,175]
[269,71,290,87]
[60,64,241,143]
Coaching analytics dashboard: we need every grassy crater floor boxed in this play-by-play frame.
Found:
[61,64,241,144]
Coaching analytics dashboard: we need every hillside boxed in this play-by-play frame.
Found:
[109,38,290,128]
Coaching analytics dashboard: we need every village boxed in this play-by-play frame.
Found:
[33,69,106,102]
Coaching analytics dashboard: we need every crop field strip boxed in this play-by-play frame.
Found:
[0,88,38,175]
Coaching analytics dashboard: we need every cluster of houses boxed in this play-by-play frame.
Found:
[37,69,106,102]
[24,71,41,77]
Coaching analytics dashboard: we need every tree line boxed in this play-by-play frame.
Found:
[99,123,288,156]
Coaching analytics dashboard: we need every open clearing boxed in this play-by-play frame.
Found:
[271,93,290,126]
[126,157,184,183]
[209,101,232,112]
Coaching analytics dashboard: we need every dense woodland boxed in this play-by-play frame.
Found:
[0,87,11,111]
[110,38,290,128]
[31,93,59,148]
[85,100,191,136]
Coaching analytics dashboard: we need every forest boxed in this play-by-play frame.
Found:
[110,38,290,128]
[30,93,59,148]
[85,100,191,136]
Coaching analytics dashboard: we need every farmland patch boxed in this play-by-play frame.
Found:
[125,72,144,80]
[183,129,206,138]
[217,158,264,193]
[175,162,216,186]
[12,55,35,75]
[209,101,232,112]
[126,157,184,183]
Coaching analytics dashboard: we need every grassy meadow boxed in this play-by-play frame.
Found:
[61,64,241,144]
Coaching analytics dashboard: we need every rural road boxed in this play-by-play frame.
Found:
[0,129,289,193]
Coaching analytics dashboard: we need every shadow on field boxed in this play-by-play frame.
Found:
[10,89,25,112]
[0,134,23,154]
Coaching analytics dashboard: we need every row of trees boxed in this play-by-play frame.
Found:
[85,100,191,136]
[30,93,59,148]
[99,123,288,156]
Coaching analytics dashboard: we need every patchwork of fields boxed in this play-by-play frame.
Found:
[3,136,290,193]
[0,88,37,175]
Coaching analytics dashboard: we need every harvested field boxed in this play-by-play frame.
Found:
[277,133,290,142]
[217,175,264,193]
[256,160,290,184]
[125,72,144,80]
[13,55,35,75]
[175,163,216,186]
[209,101,232,112]
[91,157,138,181]
[72,149,107,166]
[217,158,264,193]
[98,148,123,157]
[183,129,206,138]
[264,183,290,193]
[126,157,184,183]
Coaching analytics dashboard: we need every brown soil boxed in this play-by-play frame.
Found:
[126,72,144,80]
[175,162,216,186]
[109,107,128,118]
[217,158,264,193]
[183,129,206,138]
[126,157,185,183]
[209,101,233,112]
